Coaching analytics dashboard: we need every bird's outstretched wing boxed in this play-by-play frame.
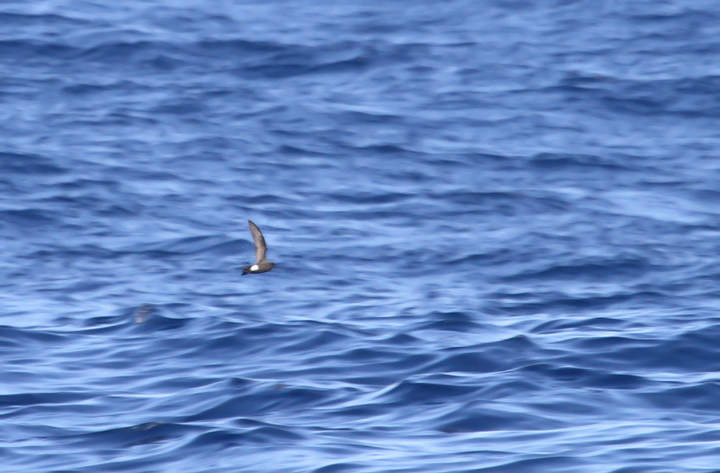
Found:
[248,220,268,263]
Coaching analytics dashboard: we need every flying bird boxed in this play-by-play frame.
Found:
[242,220,275,275]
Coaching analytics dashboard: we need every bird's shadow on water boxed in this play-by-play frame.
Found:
[68,304,193,333]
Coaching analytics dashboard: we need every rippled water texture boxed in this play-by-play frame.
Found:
[2,1,720,472]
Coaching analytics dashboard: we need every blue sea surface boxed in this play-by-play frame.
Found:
[2,1,720,472]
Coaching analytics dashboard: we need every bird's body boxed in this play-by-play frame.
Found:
[242,220,275,275]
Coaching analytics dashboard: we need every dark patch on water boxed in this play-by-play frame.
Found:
[1,1,720,472]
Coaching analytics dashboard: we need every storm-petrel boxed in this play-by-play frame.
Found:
[242,220,275,275]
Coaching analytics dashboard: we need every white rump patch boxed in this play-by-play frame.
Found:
[251,264,259,271]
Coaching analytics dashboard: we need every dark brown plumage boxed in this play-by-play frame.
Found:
[242,220,275,275]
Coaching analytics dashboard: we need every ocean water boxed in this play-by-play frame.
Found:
[2,1,720,472]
